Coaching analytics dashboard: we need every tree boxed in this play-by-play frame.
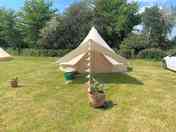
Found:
[142,6,173,49]
[39,1,94,49]
[19,0,56,48]
[94,0,141,48]
[36,0,141,49]
[119,34,147,58]
[38,15,63,49]
[62,1,94,48]
[0,8,7,47]
[0,8,23,54]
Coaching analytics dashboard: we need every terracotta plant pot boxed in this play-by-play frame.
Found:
[10,78,18,88]
[88,91,106,108]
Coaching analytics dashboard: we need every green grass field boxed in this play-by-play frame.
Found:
[0,56,176,132]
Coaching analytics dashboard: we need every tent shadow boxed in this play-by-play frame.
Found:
[73,73,143,85]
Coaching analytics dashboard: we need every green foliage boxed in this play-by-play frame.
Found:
[6,48,71,57]
[38,16,63,49]
[0,8,23,54]
[0,0,141,51]
[0,1,175,60]
[90,78,104,93]
[170,36,176,49]
[119,34,147,58]
[142,6,173,49]
[161,59,167,69]
[19,0,56,48]
[137,48,166,60]
[119,48,135,59]
[38,1,94,49]
[167,48,176,56]
[94,0,141,48]
[61,1,94,48]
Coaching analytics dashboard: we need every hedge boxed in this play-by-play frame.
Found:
[137,48,166,60]
[6,48,71,57]
[6,48,170,60]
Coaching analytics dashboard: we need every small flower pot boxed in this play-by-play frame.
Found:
[88,91,106,108]
[10,78,18,88]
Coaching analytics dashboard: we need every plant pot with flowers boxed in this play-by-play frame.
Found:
[86,78,106,108]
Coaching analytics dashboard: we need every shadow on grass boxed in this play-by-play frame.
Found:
[166,68,176,73]
[91,100,117,110]
[103,100,117,110]
[73,73,143,85]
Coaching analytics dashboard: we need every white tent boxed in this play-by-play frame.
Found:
[0,48,13,61]
[164,56,176,71]
[57,27,128,73]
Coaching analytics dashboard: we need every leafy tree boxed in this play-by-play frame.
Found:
[0,9,7,47]
[39,1,94,49]
[38,15,63,49]
[0,8,23,54]
[142,6,173,49]
[119,34,147,58]
[19,0,56,48]
[62,1,94,48]
[94,0,141,48]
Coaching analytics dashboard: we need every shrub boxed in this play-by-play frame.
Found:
[167,49,176,56]
[137,48,166,60]
[6,48,71,57]
[161,59,167,69]
[119,47,135,58]
[119,34,147,58]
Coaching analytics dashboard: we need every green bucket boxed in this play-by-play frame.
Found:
[64,72,75,81]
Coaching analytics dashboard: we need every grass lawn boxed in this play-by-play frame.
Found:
[0,56,176,132]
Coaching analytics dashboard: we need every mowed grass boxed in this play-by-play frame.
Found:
[0,56,176,132]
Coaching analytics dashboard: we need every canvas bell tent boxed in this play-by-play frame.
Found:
[0,48,13,61]
[57,27,128,73]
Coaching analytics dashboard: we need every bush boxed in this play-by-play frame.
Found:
[137,48,166,60]
[6,48,71,57]
[161,59,167,69]
[119,34,147,58]
[119,48,135,58]
[167,49,176,56]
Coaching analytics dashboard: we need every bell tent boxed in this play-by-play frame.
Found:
[57,27,128,73]
[0,48,12,61]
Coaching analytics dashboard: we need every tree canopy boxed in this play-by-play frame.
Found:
[142,6,173,49]
[0,0,175,58]
[19,0,56,48]
[94,0,141,48]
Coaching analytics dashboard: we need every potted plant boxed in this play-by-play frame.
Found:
[86,78,106,108]
[10,77,18,88]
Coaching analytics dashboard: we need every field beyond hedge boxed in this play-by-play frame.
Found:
[0,56,176,132]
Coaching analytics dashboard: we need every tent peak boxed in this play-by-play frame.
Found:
[80,27,114,52]
[91,26,96,30]
[89,26,99,35]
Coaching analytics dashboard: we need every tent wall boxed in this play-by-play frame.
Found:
[112,65,127,72]
[75,51,114,73]
[57,27,128,73]
[0,57,12,61]
[0,48,12,61]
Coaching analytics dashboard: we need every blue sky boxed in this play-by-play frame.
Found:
[1,0,176,12]
[1,0,176,11]
[0,0,78,12]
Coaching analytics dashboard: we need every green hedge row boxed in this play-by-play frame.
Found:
[137,48,167,60]
[6,48,175,60]
[6,48,71,57]
[119,48,173,60]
